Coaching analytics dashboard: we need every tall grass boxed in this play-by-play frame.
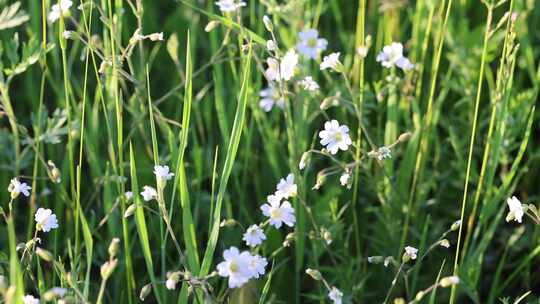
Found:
[1,0,539,303]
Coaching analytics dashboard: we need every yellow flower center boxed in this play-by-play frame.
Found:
[229,261,238,273]
[307,38,317,48]
[270,207,282,219]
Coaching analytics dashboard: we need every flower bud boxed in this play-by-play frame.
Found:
[139,283,152,301]
[415,291,425,301]
[367,256,384,264]
[36,247,54,262]
[148,32,164,41]
[124,204,137,218]
[108,238,120,258]
[305,268,322,281]
[204,20,220,32]
[299,152,310,170]
[439,276,460,287]
[397,132,412,143]
[220,218,237,227]
[439,239,450,248]
[100,259,118,279]
[263,15,273,32]
[451,220,461,231]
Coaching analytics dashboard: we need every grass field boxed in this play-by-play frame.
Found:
[1,0,540,303]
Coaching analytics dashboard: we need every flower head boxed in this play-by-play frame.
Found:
[265,50,298,81]
[215,0,246,12]
[275,173,297,199]
[376,42,414,71]
[298,76,319,92]
[35,208,59,233]
[371,146,392,160]
[216,247,252,288]
[154,165,174,181]
[506,196,524,223]
[404,246,418,260]
[320,52,341,71]
[259,84,285,112]
[261,196,296,228]
[340,172,351,188]
[141,186,157,201]
[296,29,328,59]
[23,295,40,304]
[242,252,267,279]
[328,287,343,304]
[243,224,266,247]
[319,120,352,155]
[8,178,31,199]
[48,0,73,23]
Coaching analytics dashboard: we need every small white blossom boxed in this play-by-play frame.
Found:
[319,120,352,155]
[259,84,285,112]
[154,165,174,181]
[215,0,246,12]
[124,191,133,201]
[275,173,297,199]
[266,40,277,51]
[165,278,176,290]
[328,287,343,304]
[377,146,392,160]
[23,295,40,304]
[242,252,267,278]
[243,225,266,247]
[48,0,72,23]
[320,52,341,71]
[506,196,524,223]
[261,196,296,229]
[216,247,252,288]
[140,186,157,201]
[404,246,418,260]
[298,76,319,91]
[376,42,414,71]
[265,50,298,81]
[8,178,31,199]
[340,172,350,187]
[62,31,73,39]
[35,208,59,233]
[296,29,327,59]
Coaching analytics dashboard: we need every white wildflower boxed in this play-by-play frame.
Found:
[23,295,40,304]
[261,196,296,229]
[259,84,285,112]
[124,191,133,201]
[339,172,350,187]
[154,165,174,181]
[404,246,418,260]
[377,146,392,160]
[216,247,252,288]
[8,178,31,199]
[243,224,266,247]
[215,0,246,12]
[320,52,341,71]
[328,287,343,304]
[266,40,277,51]
[48,0,72,23]
[376,42,414,71]
[296,29,327,59]
[506,196,524,223]
[265,50,299,81]
[35,208,59,233]
[275,173,297,199]
[242,252,267,278]
[318,120,352,155]
[140,186,157,201]
[298,76,319,92]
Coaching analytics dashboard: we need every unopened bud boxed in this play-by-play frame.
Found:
[312,171,326,190]
[397,132,412,143]
[100,259,118,279]
[415,291,425,301]
[439,239,450,248]
[148,32,164,41]
[299,152,310,170]
[139,283,152,301]
[393,298,405,304]
[108,238,120,258]
[367,256,384,264]
[220,218,236,227]
[124,204,137,218]
[439,276,460,287]
[204,20,220,32]
[451,220,461,231]
[305,268,322,281]
[263,15,273,32]
[36,247,54,262]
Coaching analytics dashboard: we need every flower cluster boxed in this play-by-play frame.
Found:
[217,247,267,288]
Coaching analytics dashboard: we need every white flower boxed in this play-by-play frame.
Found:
[320,52,341,71]
[404,246,418,260]
[265,50,298,81]
[62,30,73,39]
[506,196,524,223]
[275,173,297,199]
[154,165,174,181]
[242,225,266,247]
[377,146,392,160]
[328,287,343,304]
[376,42,414,71]
[48,0,73,23]
[242,252,267,279]
[216,247,252,288]
[318,120,352,155]
[296,29,327,59]
[165,278,177,290]
[298,76,319,92]
[261,196,296,228]
[140,186,157,201]
[23,295,40,304]
[340,172,350,187]
[259,85,285,112]
[215,0,246,12]
[8,178,31,199]
[266,40,277,51]
[35,208,59,233]
[124,191,133,201]
[49,287,67,298]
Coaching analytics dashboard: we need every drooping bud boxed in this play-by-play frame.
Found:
[305,268,322,281]
[108,238,120,258]
[263,15,273,32]
[139,283,152,301]
[36,247,54,262]
[439,276,460,287]
[204,20,220,32]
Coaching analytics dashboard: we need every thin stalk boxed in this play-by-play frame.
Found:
[450,5,493,303]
